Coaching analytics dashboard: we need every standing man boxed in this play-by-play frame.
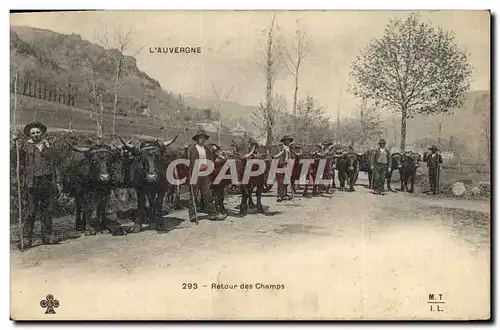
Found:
[186,130,225,221]
[370,139,391,195]
[11,122,62,250]
[274,134,298,202]
[426,145,443,195]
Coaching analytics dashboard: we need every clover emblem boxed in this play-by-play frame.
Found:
[40,294,59,314]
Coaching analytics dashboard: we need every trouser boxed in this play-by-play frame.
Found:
[189,182,216,218]
[373,164,388,192]
[23,175,55,243]
[429,167,439,193]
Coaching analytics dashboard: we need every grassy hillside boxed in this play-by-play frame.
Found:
[10,25,204,122]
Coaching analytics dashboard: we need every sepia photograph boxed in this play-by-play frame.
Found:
[8,10,491,320]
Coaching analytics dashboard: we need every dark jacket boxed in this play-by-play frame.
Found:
[12,139,62,188]
[187,143,215,185]
[426,152,443,169]
[371,148,391,168]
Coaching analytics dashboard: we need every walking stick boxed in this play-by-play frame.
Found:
[436,165,441,194]
[183,128,198,224]
[15,139,23,250]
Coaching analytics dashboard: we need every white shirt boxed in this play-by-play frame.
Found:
[195,144,208,167]
[283,145,291,160]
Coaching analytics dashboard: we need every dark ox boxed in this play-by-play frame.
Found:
[291,145,334,197]
[63,142,120,235]
[119,134,178,233]
[336,152,360,192]
[212,142,267,216]
[399,152,422,192]
[386,153,403,192]
[359,150,375,189]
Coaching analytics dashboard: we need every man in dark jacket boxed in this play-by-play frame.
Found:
[11,122,62,250]
[186,130,225,221]
[425,145,443,195]
[370,139,391,195]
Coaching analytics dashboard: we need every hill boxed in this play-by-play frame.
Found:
[181,96,260,135]
[10,25,204,122]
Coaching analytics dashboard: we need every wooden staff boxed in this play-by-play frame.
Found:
[14,69,24,250]
[183,128,198,224]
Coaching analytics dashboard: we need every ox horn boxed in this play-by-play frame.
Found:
[243,145,256,159]
[65,140,90,153]
[163,132,179,147]
[272,148,285,159]
[119,137,134,149]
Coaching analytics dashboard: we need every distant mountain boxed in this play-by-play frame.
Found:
[10,25,202,122]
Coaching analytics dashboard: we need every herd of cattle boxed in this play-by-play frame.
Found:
[60,134,424,236]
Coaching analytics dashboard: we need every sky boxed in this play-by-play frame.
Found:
[10,10,490,120]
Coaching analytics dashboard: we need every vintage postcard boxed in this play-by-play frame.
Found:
[9,10,490,320]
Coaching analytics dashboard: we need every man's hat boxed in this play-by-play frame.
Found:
[280,135,294,143]
[322,140,333,146]
[192,129,209,141]
[428,145,439,151]
[23,121,47,137]
[378,139,387,145]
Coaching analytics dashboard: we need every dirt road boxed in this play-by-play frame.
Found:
[10,175,490,320]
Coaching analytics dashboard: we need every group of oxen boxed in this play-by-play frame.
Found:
[60,135,422,236]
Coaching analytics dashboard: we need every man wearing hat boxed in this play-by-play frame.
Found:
[426,145,443,195]
[11,122,62,250]
[186,130,225,221]
[274,134,298,202]
[370,139,391,195]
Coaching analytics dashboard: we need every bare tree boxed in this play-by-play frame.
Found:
[97,25,144,134]
[284,24,311,117]
[349,13,472,150]
[256,14,286,147]
[83,28,104,136]
[251,93,287,146]
[211,81,234,145]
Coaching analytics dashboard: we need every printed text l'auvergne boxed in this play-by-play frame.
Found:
[149,46,202,54]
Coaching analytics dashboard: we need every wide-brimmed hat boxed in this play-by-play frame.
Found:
[280,135,294,143]
[192,130,209,141]
[23,122,47,137]
[321,140,333,146]
[428,145,439,151]
[378,139,387,145]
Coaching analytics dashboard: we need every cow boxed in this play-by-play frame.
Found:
[399,151,422,193]
[118,134,178,233]
[62,141,121,236]
[225,140,272,215]
[336,150,360,192]
[386,152,403,192]
[359,149,376,189]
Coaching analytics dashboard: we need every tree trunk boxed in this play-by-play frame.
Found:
[13,70,18,125]
[292,63,299,116]
[90,67,100,135]
[265,22,274,148]
[113,55,123,135]
[399,106,407,151]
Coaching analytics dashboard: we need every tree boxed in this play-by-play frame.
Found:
[338,106,383,149]
[294,95,326,144]
[252,93,287,146]
[211,81,234,145]
[284,23,311,117]
[97,25,144,134]
[255,14,286,147]
[349,13,472,150]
